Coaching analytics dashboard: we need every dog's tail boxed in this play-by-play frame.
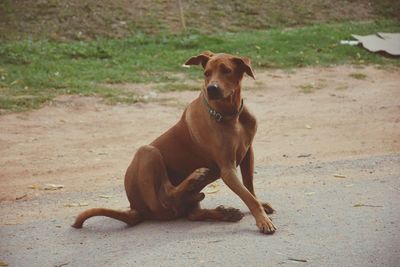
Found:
[72,208,142,229]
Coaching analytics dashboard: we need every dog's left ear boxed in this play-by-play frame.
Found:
[233,56,255,79]
[184,51,214,69]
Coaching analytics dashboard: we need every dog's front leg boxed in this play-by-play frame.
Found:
[220,166,276,234]
[240,146,256,195]
[240,146,275,214]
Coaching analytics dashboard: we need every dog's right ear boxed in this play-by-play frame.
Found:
[184,51,214,68]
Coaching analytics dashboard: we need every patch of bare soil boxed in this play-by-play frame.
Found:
[0,65,399,224]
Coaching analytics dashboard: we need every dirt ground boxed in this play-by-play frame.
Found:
[1,65,399,266]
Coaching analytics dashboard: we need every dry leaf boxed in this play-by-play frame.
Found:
[99,195,112,199]
[65,203,79,207]
[0,259,8,266]
[344,184,354,188]
[305,124,312,129]
[28,184,40,189]
[44,184,64,190]
[304,192,315,196]
[65,202,88,208]
[204,181,220,194]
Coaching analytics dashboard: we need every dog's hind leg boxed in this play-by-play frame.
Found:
[125,146,218,219]
[187,205,244,222]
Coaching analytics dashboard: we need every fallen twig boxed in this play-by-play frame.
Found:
[288,257,307,263]
[208,240,223,243]
[334,174,346,178]
[297,154,311,158]
[16,194,27,200]
[353,204,383,208]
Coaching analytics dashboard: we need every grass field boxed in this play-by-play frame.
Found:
[1,20,400,113]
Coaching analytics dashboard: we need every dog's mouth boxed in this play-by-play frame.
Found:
[207,89,222,100]
[206,84,222,100]
[206,84,232,100]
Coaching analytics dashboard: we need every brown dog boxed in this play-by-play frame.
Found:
[72,51,276,234]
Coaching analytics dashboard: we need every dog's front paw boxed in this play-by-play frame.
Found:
[216,205,244,222]
[261,202,275,214]
[256,215,276,234]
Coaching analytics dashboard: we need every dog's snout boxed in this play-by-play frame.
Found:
[207,84,222,99]
[207,84,218,93]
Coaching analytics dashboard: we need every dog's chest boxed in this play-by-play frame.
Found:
[235,130,252,165]
[214,122,253,165]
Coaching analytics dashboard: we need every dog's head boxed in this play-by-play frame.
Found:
[185,51,255,100]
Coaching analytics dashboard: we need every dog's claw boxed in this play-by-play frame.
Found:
[256,216,276,234]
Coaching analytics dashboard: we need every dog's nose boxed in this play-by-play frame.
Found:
[207,84,222,99]
[207,84,218,93]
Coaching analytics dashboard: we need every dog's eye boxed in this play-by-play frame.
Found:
[221,65,232,75]
[204,71,211,77]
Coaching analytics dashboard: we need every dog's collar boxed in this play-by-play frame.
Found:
[202,97,244,122]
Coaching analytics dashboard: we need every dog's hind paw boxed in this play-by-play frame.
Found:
[216,205,244,222]
[262,202,275,214]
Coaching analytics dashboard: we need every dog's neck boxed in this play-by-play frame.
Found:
[201,86,243,122]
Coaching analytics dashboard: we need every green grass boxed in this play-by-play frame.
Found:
[298,84,318,94]
[349,72,368,80]
[1,20,399,113]
[297,81,327,93]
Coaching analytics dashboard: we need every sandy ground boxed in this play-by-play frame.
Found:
[0,65,399,266]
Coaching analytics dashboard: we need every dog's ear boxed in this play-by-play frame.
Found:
[233,56,255,79]
[184,51,214,68]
